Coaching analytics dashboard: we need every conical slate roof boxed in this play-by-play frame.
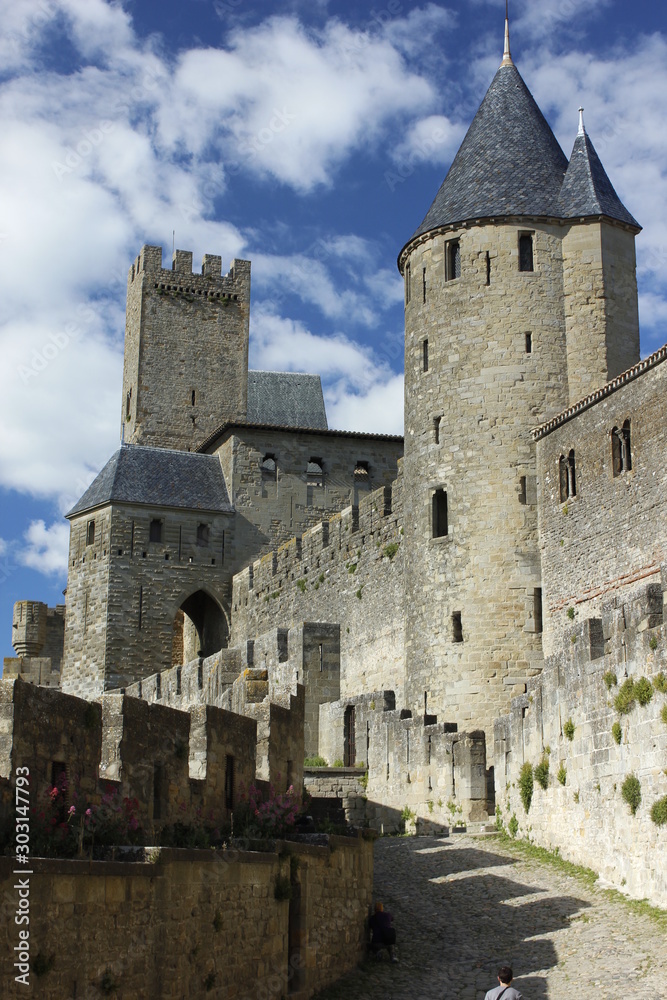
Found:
[557,130,640,228]
[408,62,569,244]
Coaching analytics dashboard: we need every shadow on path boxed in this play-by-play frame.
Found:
[313,837,592,1000]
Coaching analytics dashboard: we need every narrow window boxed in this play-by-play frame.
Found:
[519,476,527,505]
[432,489,448,538]
[354,460,369,478]
[446,239,461,281]
[525,332,532,354]
[534,588,543,634]
[191,389,196,406]
[156,674,161,700]
[433,416,441,444]
[423,339,429,372]
[559,455,568,503]
[319,643,324,672]
[176,666,182,696]
[149,518,163,543]
[422,267,427,303]
[612,420,632,476]
[405,262,411,304]
[260,454,277,482]
[486,251,491,286]
[138,585,143,630]
[307,458,324,505]
[197,662,203,689]
[125,389,132,420]
[197,523,210,547]
[225,755,234,809]
[452,611,463,643]
[567,449,577,498]
[519,232,534,272]
[86,520,95,546]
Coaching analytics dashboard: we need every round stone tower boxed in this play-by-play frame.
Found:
[398,19,640,749]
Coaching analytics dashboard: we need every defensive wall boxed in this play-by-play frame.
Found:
[0,835,373,1000]
[231,476,405,703]
[3,602,64,688]
[536,344,667,656]
[496,573,667,907]
[0,675,304,837]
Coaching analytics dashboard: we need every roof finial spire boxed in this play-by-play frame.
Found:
[501,0,513,66]
[578,107,586,136]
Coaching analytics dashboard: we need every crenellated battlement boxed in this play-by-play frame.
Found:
[128,244,251,297]
[0,673,304,837]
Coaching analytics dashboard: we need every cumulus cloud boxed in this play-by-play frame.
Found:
[249,307,404,433]
[393,115,467,169]
[19,520,70,576]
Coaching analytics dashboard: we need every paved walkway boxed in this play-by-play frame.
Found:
[314,834,666,1000]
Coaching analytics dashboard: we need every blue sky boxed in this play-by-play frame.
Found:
[1,0,666,665]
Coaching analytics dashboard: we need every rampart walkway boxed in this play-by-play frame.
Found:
[314,834,666,999]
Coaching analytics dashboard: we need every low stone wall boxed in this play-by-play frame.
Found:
[495,580,667,907]
[0,837,373,999]
[304,767,368,827]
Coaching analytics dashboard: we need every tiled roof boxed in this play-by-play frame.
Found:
[66,445,232,517]
[247,371,328,430]
[405,63,569,247]
[557,131,640,228]
[533,344,667,440]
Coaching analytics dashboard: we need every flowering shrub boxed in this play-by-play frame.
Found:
[238,782,303,839]
[31,775,142,857]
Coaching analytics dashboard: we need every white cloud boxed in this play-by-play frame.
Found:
[0,538,7,557]
[393,115,467,169]
[249,307,404,433]
[19,520,70,576]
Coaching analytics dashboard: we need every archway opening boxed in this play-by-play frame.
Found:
[171,590,228,666]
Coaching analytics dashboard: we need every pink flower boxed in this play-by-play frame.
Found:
[68,805,76,816]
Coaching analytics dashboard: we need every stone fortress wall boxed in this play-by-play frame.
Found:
[3,601,64,688]
[496,572,667,907]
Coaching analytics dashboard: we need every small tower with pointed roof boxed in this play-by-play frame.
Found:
[398,11,641,746]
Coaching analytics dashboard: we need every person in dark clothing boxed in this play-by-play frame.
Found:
[368,902,398,962]
[484,966,522,999]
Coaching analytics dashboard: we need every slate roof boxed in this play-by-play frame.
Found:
[247,371,328,430]
[402,61,639,259]
[67,446,232,517]
[408,63,569,244]
[557,131,640,228]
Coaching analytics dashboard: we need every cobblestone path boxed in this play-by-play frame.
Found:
[314,834,666,1000]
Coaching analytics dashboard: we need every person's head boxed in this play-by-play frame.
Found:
[498,966,513,985]
[374,902,384,913]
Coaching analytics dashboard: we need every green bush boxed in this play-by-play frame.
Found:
[400,805,416,823]
[534,756,549,790]
[332,758,345,768]
[519,762,534,812]
[621,774,641,815]
[650,796,667,826]
[612,721,622,745]
[614,678,636,715]
[304,755,328,767]
[653,672,667,693]
[563,718,575,741]
[508,813,519,838]
[603,671,617,691]
[567,607,575,620]
[383,542,399,560]
[649,635,659,651]
[556,764,567,786]
[296,578,306,593]
[635,676,653,707]
[662,705,667,726]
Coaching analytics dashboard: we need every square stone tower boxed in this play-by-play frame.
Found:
[121,246,251,452]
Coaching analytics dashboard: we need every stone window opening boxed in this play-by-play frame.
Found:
[319,643,324,671]
[533,587,543,634]
[559,451,577,502]
[485,250,491,286]
[423,338,429,372]
[260,454,277,482]
[612,420,632,476]
[432,488,448,538]
[422,267,427,303]
[149,518,163,543]
[191,389,196,406]
[86,520,95,546]
[225,755,234,810]
[519,475,527,505]
[433,416,441,445]
[525,331,532,354]
[405,262,411,304]
[445,238,461,281]
[197,523,210,547]
[354,460,369,478]
[307,459,324,506]
[344,705,356,767]
[176,666,182,696]
[156,674,161,700]
[519,232,534,272]
[452,611,463,643]
[125,388,132,420]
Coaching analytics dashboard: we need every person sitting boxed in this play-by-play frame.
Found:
[368,902,398,962]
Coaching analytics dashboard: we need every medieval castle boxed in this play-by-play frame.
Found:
[3,13,667,941]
